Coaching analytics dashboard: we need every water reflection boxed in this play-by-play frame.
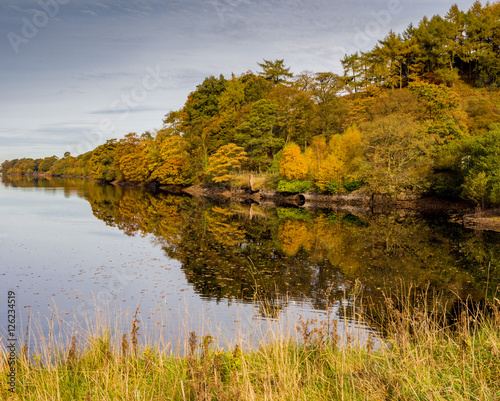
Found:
[2,175,499,340]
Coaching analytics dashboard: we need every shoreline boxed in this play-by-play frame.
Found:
[6,172,500,231]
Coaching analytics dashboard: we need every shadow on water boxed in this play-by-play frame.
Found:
[3,174,500,337]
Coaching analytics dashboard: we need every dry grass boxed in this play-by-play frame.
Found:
[230,172,280,191]
[1,292,500,400]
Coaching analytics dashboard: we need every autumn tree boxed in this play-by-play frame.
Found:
[38,156,58,172]
[89,140,120,181]
[117,133,149,182]
[240,72,273,102]
[370,31,409,89]
[312,72,350,137]
[464,97,500,135]
[294,70,316,92]
[409,81,468,142]
[305,135,329,179]
[463,171,490,209]
[342,53,365,93]
[147,130,193,185]
[361,115,431,193]
[279,142,308,180]
[314,154,345,192]
[332,125,364,172]
[303,127,364,192]
[341,3,500,88]
[267,85,317,147]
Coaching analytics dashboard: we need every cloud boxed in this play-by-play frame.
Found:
[0,130,83,146]
[81,9,97,16]
[72,71,136,81]
[87,107,163,115]
[7,5,38,15]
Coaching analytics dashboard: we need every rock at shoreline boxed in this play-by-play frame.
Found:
[463,214,500,232]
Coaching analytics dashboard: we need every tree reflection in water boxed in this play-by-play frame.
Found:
[3,175,499,334]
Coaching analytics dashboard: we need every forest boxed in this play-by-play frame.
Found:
[2,1,500,206]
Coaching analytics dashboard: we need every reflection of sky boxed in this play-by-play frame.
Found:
[0,179,372,352]
[0,0,479,161]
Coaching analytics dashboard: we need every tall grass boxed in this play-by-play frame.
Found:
[229,172,279,191]
[1,291,499,400]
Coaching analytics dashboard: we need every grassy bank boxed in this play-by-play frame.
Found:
[1,299,500,400]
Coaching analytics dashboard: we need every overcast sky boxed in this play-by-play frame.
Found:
[0,0,479,162]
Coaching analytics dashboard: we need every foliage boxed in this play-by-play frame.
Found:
[277,179,312,193]
[361,115,432,193]
[409,81,468,141]
[279,142,308,180]
[38,156,58,172]
[462,171,490,208]
[311,126,363,192]
[341,2,500,89]
[234,99,283,171]
[464,96,500,135]
[148,132,193,185]
[116,133,149,182]
[343,180,364,192]
[89,140,120,181]
[326,181,341,194]
[267,85,318,147]
[257,59,293,84]
[206,143,248,184]
[459,125,500,205]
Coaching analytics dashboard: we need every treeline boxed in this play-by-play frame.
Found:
[343,1,500,89]
[2,2,500,205]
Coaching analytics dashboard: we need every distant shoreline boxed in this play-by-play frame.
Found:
[6,172,496,228]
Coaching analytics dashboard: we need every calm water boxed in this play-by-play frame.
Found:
[1,175,499,352]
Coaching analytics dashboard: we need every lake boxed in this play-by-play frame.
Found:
[1,175,499,353]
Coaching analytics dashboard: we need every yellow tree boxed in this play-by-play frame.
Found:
[206,143,248,183]
[279,142,308,180]
[313,126,363,192]
[147,133,192,185]
[305,135,329,179]
[334,125,363,169]
[315,154,345,192]
[117,133,149,182]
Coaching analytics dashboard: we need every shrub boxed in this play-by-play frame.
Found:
[343,180,363,192]
[277,179,312,193]
[326,181,341,194]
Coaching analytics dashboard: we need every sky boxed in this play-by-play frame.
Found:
[0,0,480,162]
